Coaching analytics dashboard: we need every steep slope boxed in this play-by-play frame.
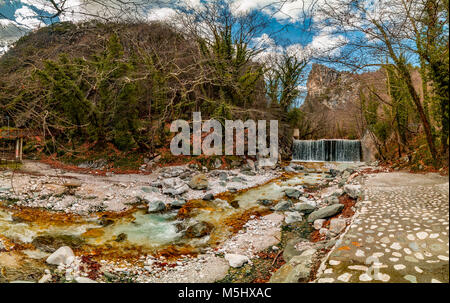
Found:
[300,63,423,140]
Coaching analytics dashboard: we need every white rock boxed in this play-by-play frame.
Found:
[224,254,249,268]
[46,246,75,265]
[416,232,428,240]
[284,211,303,224]
[337,273,352,282]
[313,219,326,230]
[394,264,406,270]
[329,218,346,234]
[343,184,362,199]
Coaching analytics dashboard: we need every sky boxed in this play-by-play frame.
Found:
[0,0,349,60]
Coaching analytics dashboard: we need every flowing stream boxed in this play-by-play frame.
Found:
[0,172,325,259]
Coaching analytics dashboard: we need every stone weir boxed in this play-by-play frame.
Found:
[292,139,362,162]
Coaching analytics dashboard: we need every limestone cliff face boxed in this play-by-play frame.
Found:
[300,63,386,139]
[305,64,359,109]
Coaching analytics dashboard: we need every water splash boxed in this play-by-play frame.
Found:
[293,139,362,162]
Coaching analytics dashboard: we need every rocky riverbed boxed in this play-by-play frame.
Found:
[2,159,445,283]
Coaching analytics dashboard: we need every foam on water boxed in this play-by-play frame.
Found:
[293,139,362,162]
[101,211,183,247]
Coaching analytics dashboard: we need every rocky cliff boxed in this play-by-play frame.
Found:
[300,63,388,139]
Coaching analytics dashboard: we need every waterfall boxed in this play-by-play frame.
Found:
[292,139,362,162]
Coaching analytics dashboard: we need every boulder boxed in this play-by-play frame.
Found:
[46,246,75,265]
[269,249,316,283]
[202,193,214,201]
[330,189,344,197]
[313,219,326,230]
[162,178,189,195]
[282,238,312,262]
[32,235,85,253]
[241,170,256,176]
[341,170,351,181]
[214,158,222,169]
[163,184,189,196]
[272,200,293,211]
[329,168,341,177]
[185,221,214,238]
[319,228,330,237]
[230,176,246,183]
[285,211,303,224]
[188,174,209,190]
[148,201,166,213]
[284,166,295,173]
[324,195,339,205]
[257,199,274,206]
[307,204,344,222]
[141,186,158,193]
[329,218,346,234]
[170,200,186,208]
[284,188,302,199]
[343,184,362,199]
[160,166,187,178]
[246,159,256,171]
[229,200,240,208]
[224,254,249,268]
[298,197,316,206]
[218,172,228,181]
[293,203,316,214]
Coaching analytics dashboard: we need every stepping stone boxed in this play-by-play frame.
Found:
[355,249,365,257]
[437,255,449,261]
[329,260,341,266]
[380,237,390,243]
[375,273,390,282]
[394,264,406,270]
[359,273,373,282]
[414,252,424,260]
[416,232,428,240]
[318,278,334,283]
[408,242,419,251]
[405,256,419,263]
[404,275,417,283]
[337,273,352,282]
[407,234,416,241]
[390,242,402,250]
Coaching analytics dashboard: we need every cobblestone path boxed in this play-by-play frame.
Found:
[316,172,449,283]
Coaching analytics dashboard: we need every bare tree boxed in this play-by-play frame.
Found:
[315,0,447,161]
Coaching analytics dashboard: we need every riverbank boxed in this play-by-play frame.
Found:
[0,160,447,283]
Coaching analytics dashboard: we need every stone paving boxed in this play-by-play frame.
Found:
[316,172,449,283]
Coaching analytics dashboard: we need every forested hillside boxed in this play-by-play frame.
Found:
[0,20,306,166]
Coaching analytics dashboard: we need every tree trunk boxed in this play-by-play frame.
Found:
[373,21,439,163]
[399,67,438,162]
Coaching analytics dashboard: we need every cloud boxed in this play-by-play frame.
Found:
[0,18,13,27]
[14,6,43,28]
[230,0,274,16]
[306,30,347,56]
[147,7,177,22]
[231,0,322,23]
